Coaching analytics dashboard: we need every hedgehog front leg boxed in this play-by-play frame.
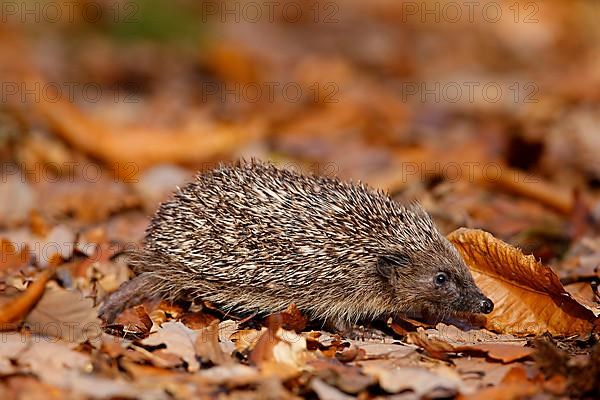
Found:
[326,319,386,341]
[98,273,159,323]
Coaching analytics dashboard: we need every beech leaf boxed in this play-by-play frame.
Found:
[448,228,596,336]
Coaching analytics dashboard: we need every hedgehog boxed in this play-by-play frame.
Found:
[99,160,493,332]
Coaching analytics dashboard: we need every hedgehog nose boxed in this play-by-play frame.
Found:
[479,298,494,314]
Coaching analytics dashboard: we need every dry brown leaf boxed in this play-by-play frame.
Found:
[140,321,200,372]
[18,338,90,389]
[0,268,53,327]
[195,364,262,386]
[348,342,415,360]
[310,378,355,400]
[484,167,574,214]
[195,321,231,365]
[248,319,281,367]
[0,332,30,374]
[231,328,264,353]
[362,364,463,396]
[7,225,76,268]
[1,375,67,399]
[143,348,184,369]
[28,210,50,237]
[425,322,526,346]
[459,365,540,400]
[24,282,102,343]
[249,316,312,372]
[308,358,375,394]
[470,343,535,363]
[266,303,307,332]
[448,228,596,336]
[564,283,600,317]
[0,239,29,274]
[37,178,140,223]
[111,305,153,339]
[408,329,533,363]
[407,330,455,361]
[271,329,313,370]
[412,323,532,363]
[389,315,434,336]
[180,310,219,330]
[32,78,265,171]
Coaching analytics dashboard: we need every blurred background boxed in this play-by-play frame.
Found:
[2,0,600,266]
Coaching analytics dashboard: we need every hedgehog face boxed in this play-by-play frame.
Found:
[377,239,493,317]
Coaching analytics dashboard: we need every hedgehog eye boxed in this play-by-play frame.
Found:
[434,272,448,287]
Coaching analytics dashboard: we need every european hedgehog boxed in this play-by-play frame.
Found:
[100,161,493,331]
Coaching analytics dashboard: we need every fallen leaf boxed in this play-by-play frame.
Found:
[266,303,307,332]
[407,329,454,361]
[180,310,219,330]
[108,305,153,340]
[564,282,600,317]
[249,317,281,367]
[272,329,313,370]
[33,79,265,171]
[196,364,262,386]
[217,319,239,352]
[362,365,463,396]
[0,267,53,327]
[487,167,574,214]
[16,336,161,399]
[36,178,140,223]
[231,328,264,353]
[453,357,518,391]
[347,342,415,360]
[334,344,362,362]
[4,225,76,268]
[2,375,67,399]
[28,210,50,237]
[18,337,90,388]
[0,172,35,228]
[426,323,525,346]
[34,225,76,268]
[133,346,184,369]
[24,282,102,343]
[309,358,375,394]
[466,343,535,363]
[448,228,597,336]
[0,332,30,374]
[310,378,355,400]
[409,324,532,363]
[0,238,29,275]
[195,321,231,365]
[140,321,200,372]
[460,379,539,400]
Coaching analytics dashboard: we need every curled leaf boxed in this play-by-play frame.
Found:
[0,268,53,328]
[448,228,596,336]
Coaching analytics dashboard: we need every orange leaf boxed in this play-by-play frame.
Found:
[407,330,533,363]
[0,239,29,273]
[458,343,534,363]
[264,304,307,332]
[448,228,596,336]
[0,268,53,328]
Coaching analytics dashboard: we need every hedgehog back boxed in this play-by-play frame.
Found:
[133,162,438,319]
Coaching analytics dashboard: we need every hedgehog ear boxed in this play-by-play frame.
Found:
[376,252,410,278]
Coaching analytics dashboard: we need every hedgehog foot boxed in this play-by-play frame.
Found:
[328,320,386,341]
[344,326,387,341]
[99,273,158,323]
